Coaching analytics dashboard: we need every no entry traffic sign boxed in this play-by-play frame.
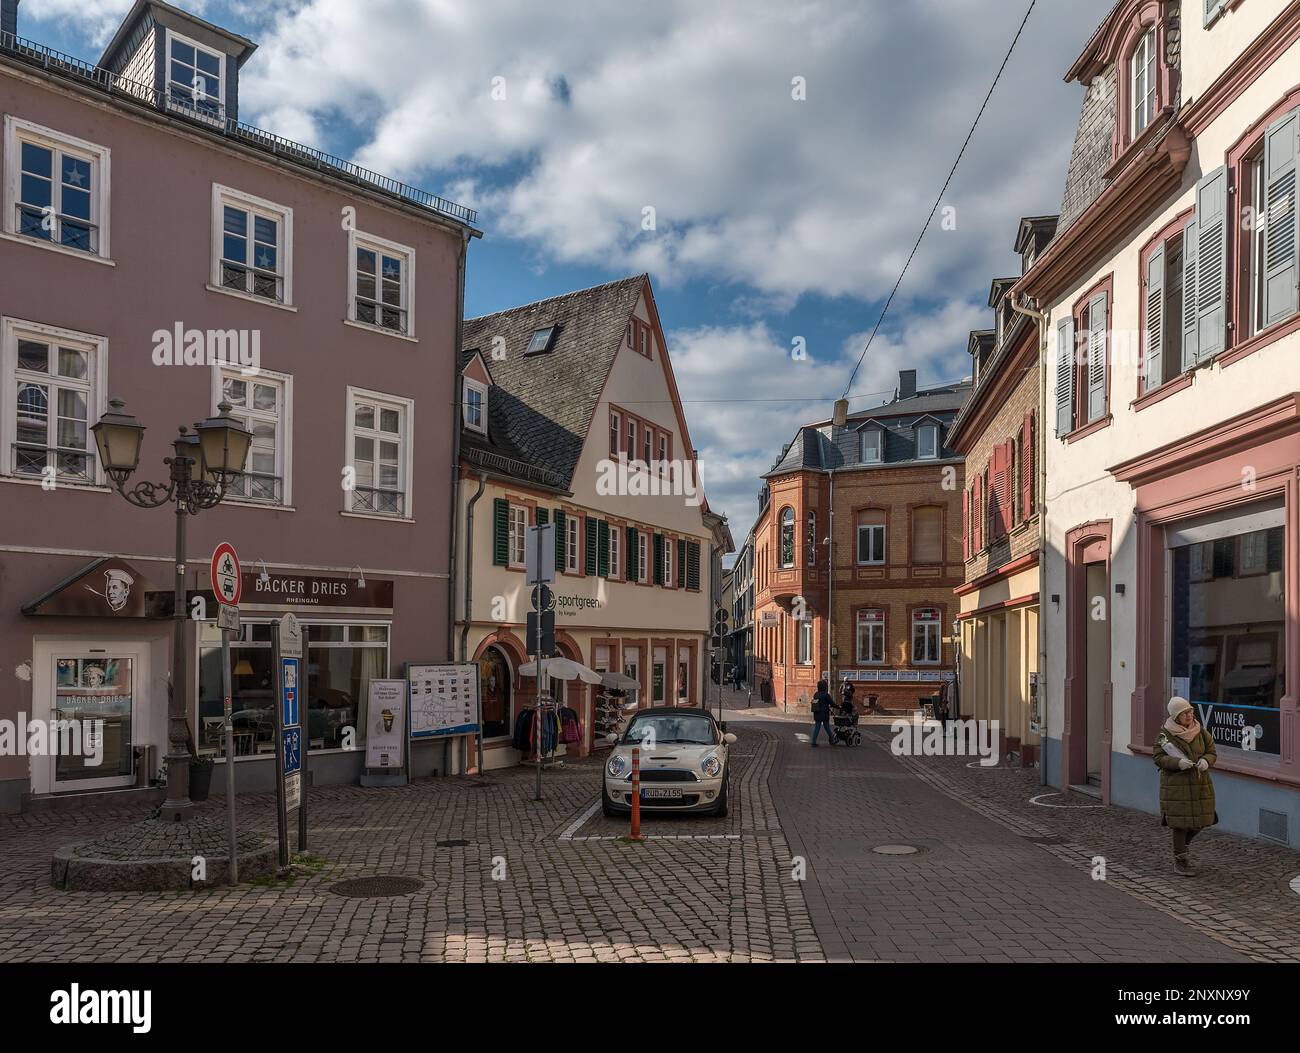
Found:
[210,542,242,606]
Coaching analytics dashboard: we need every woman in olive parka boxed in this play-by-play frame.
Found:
[1152,696,1217,877]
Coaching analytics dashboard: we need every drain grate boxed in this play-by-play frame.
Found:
[329,876,424,898]
[436,839,470,848]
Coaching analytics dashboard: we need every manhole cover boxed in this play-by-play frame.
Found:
[872,844,920,856]
[329,876,424,898]
[436,839,470,848]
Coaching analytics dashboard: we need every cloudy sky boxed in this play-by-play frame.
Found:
[22,0,1110,552]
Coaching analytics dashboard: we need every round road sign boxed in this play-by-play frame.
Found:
[210,542,242,606]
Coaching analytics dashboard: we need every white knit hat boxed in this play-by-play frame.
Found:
[1167,696,1193,718]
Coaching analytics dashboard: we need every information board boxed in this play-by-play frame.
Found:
[366,679,409,767]
[407,663,480,739]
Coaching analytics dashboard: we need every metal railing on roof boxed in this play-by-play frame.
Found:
[0,31,478,227]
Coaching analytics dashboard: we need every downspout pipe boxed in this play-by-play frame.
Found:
[446,228,470,777]
[461,471,487,774]
[825,467,835,688]
[1011,293,1049,786]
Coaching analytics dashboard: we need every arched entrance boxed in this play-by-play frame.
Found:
[479,645,513,740]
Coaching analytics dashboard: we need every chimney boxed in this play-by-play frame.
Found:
[898,369,917,400]
[2,0,19,40]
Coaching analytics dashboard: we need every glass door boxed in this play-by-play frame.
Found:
[51,653,136,790]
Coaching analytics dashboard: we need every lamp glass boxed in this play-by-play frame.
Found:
[91,407,145,473]
[197,413,252,477]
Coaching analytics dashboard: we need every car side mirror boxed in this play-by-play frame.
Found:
[724,733,737,744]
[605,733,618,744]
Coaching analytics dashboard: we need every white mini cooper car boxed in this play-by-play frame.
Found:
[602,707,737,817]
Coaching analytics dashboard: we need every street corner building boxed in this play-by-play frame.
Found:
[0,0,479,812]
[948,216,1058,768]
[751,370,970,713]
[1019,0,1300,845]
[454,275,732,768]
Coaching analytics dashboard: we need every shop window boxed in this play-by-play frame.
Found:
[911,608,941,665]
[652,646,667,704]
[197,620,389,756]
[479,646,512,739]
[1167,504,1285,754]
[624,646,642,706]
[677,651,690,703]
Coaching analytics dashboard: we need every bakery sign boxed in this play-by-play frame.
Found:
[242,572,393,610]
[22,557,157,618]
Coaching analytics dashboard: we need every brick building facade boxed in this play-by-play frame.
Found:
[753,371,969,713]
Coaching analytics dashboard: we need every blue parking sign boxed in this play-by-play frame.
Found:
[282,726,302,776]
[281,657,299,728]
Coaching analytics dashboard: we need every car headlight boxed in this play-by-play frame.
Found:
[700,753,722,778]
[607,753,629,778]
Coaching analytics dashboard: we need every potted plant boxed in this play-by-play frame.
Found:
[189,753,215,801]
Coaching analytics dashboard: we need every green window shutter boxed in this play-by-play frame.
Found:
[1262,107,1299,329]
[687,540,701,591]
[626,526,638,580]
[585,517,598,575]
[677,538,686,585]
[597,520,609,577]
[1054,316,1075,436]
[536,507,549,526]
[492,498,509,566]
[1194,165,1229,361]
[1143,242,1164,391]
[1181,216,1200,370]
[551,509,564,569]
[653,534,664,585]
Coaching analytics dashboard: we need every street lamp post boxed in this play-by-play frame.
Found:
[92,398,251,822]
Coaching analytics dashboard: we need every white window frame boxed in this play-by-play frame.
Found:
[2,317,108,487]
[566,516,579,572]
[343,386,414,520]
[165,28,226,124]
[463,377,487,435]
[609,409,621,456]
[857,522,886,565]
[859,427,882,463]
[916,423,938,459]
[508,504,527,568]
[347,229,416,340]
[638,532,648,583]
[210,184,293,307]
[212,365,292,506]
[912,608,942,665]
[1130,26,1157,139]
[663,538,674,588]
[856,609,884,665]
[608,524,621,580]
[2,116,112,260]
[796,619,814,666]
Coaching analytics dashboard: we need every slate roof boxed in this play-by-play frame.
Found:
[460,275,648,490]
[1057,66,1117,234]
[765,380,971,478]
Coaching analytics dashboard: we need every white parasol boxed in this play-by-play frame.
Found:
[518,657,604,685]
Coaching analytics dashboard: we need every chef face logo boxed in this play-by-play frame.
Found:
[85,568,135,612]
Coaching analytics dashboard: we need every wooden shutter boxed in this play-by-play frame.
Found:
[961,489,970,560]
[585,517,598,575]
[989,445,1007,540]
[1194,166,1228,360]
[549,509,562,568]
[1021,412,1034,521]
[492,498,509,566]
[626,526,638,580]
[1086,293,1108,422]
[1144,241,1164,391]
[677,538,687,585]
[597,519,609,577]
[1055,316,1075,436]
[973,474,983,552]
[687,541,701,591]
[653,533,664,585]
[536,507,548,526]
[1181,215,1199,370]
[1263,107,1299,329]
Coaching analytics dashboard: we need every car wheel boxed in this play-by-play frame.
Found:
[713,771,729,817]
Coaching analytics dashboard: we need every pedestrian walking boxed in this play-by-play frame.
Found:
[840,677,855,710]
[810,679,835,747]
[1153,696,1217,877]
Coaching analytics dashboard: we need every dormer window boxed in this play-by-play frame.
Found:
[463,378,487,435]
[1130,26,1157,138]
[860,427,883,464]
[526,327,557,354]
[916,424,939,460]
[167,31,224,122]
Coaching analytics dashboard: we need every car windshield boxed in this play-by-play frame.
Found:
[623,713,717,746]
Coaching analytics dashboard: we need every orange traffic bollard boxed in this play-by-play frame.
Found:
[629,746,643,840]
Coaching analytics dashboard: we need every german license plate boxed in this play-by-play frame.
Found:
[642,787,682,799]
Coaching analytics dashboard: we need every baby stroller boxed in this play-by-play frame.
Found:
[832,706,861,746]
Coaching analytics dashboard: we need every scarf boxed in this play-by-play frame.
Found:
[1163,715,1201,743]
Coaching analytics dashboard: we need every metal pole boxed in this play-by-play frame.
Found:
[160,457,193,821]
[272,632,289,868]
[533,526,545,802]
[221,627,238,883]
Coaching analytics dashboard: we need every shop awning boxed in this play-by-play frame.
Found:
[21,557,164,618]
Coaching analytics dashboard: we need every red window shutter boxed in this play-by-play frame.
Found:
[1021,412,1034,520]
[961,488,969,560]
[1002,439,1016,535]
[974,475,983,551]
[989,447,1006,540]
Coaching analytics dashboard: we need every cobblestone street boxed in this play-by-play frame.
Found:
[1,712,1296,963]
